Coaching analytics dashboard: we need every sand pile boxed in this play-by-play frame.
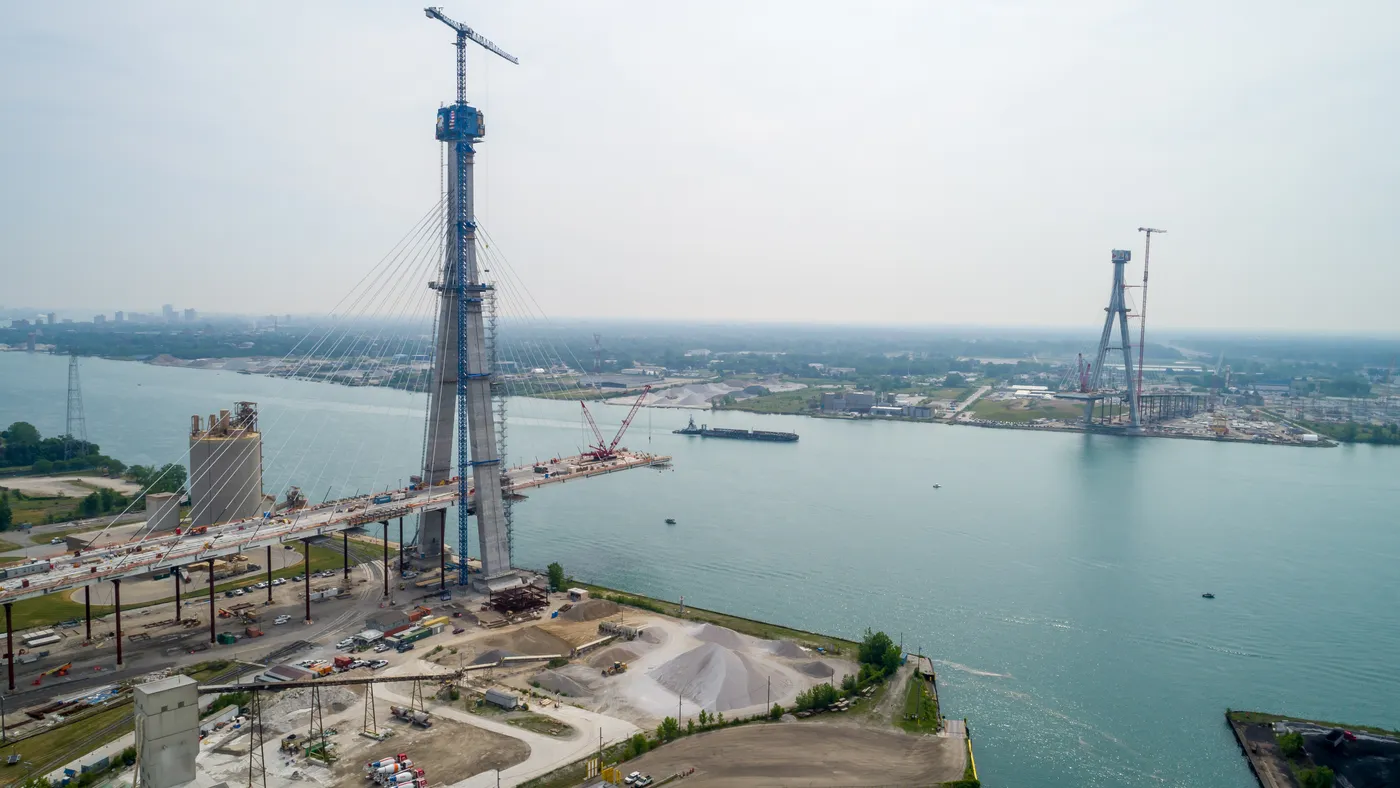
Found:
[472,648,517,665]
[560,599,622,622]
[587,645,640,668]
[769,641,808,659]
[654,642,794,713]
[534,666,596,697]
[639,627,667,645]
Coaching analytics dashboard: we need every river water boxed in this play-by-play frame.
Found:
[3,352,1398,786]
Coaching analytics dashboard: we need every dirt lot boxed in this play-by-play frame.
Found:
[622,722,966,787]
[327,714,529,787]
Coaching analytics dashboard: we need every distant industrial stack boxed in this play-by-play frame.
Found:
[189,401,263,527]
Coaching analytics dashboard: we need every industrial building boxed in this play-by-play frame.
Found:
[189,402,263,527]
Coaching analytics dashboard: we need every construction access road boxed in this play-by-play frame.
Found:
[621,723,968,787]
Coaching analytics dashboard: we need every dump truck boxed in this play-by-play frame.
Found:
[602,661,628,677]
[390,705,433,728]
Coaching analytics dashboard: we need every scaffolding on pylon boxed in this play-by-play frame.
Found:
[485,287,515,567]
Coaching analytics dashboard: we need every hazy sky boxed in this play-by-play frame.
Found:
[2,1,1396,331]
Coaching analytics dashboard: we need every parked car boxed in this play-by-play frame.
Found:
[373,643,391,653]
[50,537,63,545]
[625,772,641,786]
[272,578,286,586]
[233,589,245,596]
[292,575,304,582]
[452,627,465,634]
[370,659,389,670]
[255,581,268,589]
[224,591,236,598]
[335,639,355,649]
[284,544,295,550]
[636,778,654,788]
[274,615,291,625]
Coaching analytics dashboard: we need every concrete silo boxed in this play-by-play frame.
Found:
[189,401,263,527]
[145,492,181,533]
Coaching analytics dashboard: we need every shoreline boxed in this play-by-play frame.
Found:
[6,352,1368,449]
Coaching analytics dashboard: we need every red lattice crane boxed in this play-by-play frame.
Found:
[580,385,651,461]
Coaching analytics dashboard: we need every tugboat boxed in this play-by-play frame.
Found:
[1201,592,1215,599]
[665,518,677,525]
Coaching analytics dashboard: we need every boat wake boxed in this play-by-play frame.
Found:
[937,660,1012,678]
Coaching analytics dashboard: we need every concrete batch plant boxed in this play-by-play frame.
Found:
[189,401,264,527]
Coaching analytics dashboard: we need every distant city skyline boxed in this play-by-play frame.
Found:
[3,2,1398,331]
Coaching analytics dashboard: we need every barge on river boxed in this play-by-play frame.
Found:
[673,415,798,442]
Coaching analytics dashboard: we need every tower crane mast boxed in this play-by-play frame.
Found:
[420,6,519,587]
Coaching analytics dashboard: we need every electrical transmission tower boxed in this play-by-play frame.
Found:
[65,353,88,459]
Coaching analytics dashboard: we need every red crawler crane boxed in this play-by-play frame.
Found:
[580,385,651,461]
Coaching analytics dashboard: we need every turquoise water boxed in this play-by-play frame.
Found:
[4,352,1399,786]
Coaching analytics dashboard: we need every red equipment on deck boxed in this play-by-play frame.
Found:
[579,385,650,461]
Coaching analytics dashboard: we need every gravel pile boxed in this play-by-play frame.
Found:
[653,642,793,712]
[692,623,750,650]
[560,599,622,622]
[796,661,835,678]
[534,668,594,697]
[587,645,641,668]
[472,648,518,665]
[769,641,808,659]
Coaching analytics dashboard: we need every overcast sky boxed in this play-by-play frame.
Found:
[2,1,1396,331]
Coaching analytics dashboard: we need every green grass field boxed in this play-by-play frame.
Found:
[896,675,941,734]
[5,541,369,630]
[0,699,133,781]
[1228,710,1399,738]
[970,398,1082,423]
[4,494,83,530]
[580,582,856,655]
[715,388,817,415]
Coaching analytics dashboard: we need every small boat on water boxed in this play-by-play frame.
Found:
[1201,592,1215,599]
[932,483,942,489]
[665,518,677,525]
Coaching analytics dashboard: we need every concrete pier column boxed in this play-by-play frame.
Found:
[302,539,311,624]
[343,532,350,580]
[266,545,273,604]
[84,586,92,641]
[382,521,389,599]
[398,517,404,570]
[439,537,446,592]
[174,567,181,621]
[208,558,216,643]
[113,579,123,667]
[5,602,14,691]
